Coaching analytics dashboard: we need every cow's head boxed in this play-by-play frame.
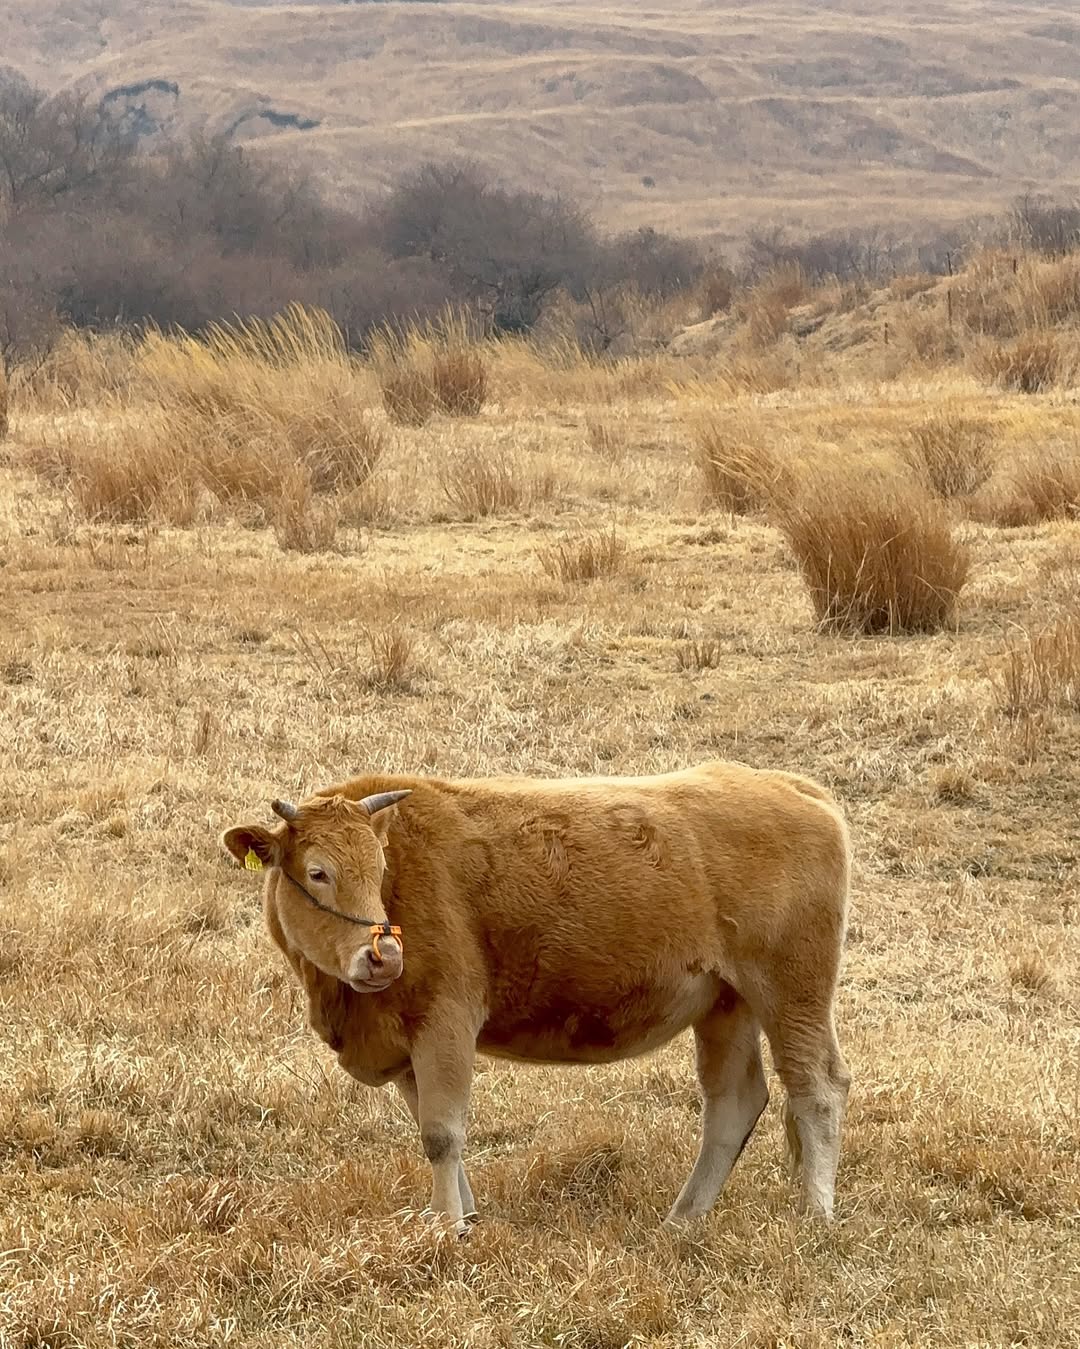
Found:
[222,790,410,992]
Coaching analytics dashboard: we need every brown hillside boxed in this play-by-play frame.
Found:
[5,0,1080,238]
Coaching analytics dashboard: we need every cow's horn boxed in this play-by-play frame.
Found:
[271,798,298,821]
[359,790,412,816]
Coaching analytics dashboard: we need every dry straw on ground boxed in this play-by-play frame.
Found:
[3,259,1080,1347]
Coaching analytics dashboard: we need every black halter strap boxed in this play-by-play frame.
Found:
[284,872,401,959]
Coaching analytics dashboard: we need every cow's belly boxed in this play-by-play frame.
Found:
[477,972,725,1066]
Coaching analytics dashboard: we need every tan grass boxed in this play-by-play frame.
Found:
[378,364,437,427]
[691,411,787,514]
[993,612,1080,718]
[977,330,1067,393]
[975,445,1080,526]
[4,299,1080,1348]
[432,344,488,418]
[772,465,971,634]
[438,446,530,519]
[899,409,996,498]
[538,527,626,582]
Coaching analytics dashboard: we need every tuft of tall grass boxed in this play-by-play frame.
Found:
[139,305,383,491]
[691,413,787,514]
[973,445,1080,526]
[433,344,487,417]
[772,465,971,635]
[977,331,1067,393]
[538,527,626,582]
[272,465,341,553]
[994,612,1080,718]
[900,410,996,498]
[438,447,527,519]
[370,313,489,424]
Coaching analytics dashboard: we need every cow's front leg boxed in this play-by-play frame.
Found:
[408,1011,478,1237]
[396,1068,477,1221]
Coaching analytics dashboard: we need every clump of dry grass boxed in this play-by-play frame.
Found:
[993,612,1080,718]
[772,466,971,634]
[272,467,342,554]
[0,362,8,440]
[900,410,996,498]
[364,623,417,691]
[675,638,721,671]
[438,447,528,519]
[585,415,629,461]
[974,445,1080,526]
[139,306,383,493]
[977,331,1066,393]
[691,412,787,514]
[433,342,487,417]
[539,527,626,582]
[370,315,489,424]
[22,309,384,525]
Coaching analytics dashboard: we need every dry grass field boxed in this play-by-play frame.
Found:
[6,0,1080,236]
[2,274,1080,1345]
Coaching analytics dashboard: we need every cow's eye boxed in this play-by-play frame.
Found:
[308,868,329,884]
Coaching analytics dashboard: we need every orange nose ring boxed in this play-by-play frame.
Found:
[369,923,403,964]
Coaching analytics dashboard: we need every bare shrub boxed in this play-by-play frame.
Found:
[433,343,488,417]
[692,414,786,514]
[539,527,626,582]
[900,411,996,498]
[993,612,1080,717]
[439,447,526,518]
[978,332,1065,393]
[772,466,971,634]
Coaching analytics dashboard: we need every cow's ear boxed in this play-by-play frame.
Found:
[222,824,283,870]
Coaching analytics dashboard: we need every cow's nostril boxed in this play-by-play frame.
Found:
[366,946,383,969]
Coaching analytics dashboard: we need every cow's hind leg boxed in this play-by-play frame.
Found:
[396,1070,477,1221]
[768,1011,849,1219]
[664,992,768,1227]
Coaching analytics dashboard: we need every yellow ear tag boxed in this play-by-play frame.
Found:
[244,848,264,871]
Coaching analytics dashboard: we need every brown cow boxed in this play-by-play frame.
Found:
[223,761,851,1233]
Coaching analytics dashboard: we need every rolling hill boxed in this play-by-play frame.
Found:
[5,0,1080,241]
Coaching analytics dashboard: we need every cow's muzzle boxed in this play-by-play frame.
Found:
[348,934,403,992]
